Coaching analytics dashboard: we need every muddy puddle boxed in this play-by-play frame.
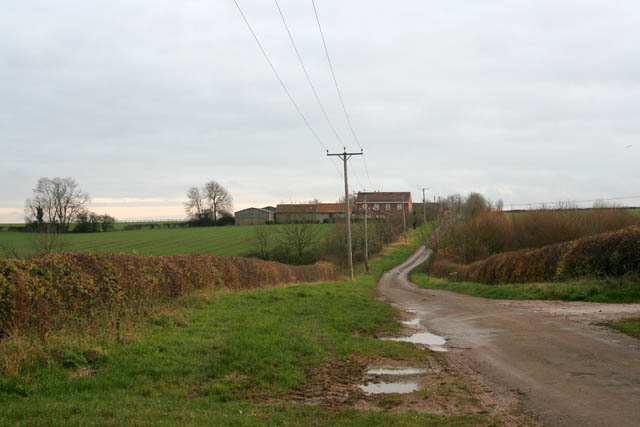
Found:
[383,331,448,352]
[359,381,419,394]
[401,317,420,326]
[366,368,427,375]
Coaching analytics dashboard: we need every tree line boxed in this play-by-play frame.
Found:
[20,177,236,233]
[24,177,115,233]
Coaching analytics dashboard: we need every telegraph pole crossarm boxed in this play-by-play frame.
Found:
[327,148,363,281]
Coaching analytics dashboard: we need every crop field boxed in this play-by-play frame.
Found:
[0,224,330,258]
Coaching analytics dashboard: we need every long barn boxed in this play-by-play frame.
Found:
[234,207,275,225]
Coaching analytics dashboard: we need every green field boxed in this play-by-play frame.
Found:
[0,226,489,426]
[0,225,329,258]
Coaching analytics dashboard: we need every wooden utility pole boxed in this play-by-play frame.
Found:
[402,200,407,243]
[327,148,363,280]
[419,187,429,224]
[363,191,369,272]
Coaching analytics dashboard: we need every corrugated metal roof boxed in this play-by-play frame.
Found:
[235,207,273,216]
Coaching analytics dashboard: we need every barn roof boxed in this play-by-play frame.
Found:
[235,207,272,215]
[276,204,316,214]
[315,203,345,214]
[276,203,346,214]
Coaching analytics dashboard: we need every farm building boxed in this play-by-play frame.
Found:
[354,192,412,218]
[276,203,346,223]
[234,207,275,225]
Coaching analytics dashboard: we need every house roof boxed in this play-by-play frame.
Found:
[355,192,412,204]
[276,203,346,214]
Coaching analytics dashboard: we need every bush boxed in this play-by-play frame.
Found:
[0,253,337,337]
[443,226,640,284]
[436,208,640,263]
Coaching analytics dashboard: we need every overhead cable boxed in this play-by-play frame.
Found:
[233,0,342,177]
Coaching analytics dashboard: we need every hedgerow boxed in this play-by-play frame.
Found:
[434,208,639,263]
[436,226,640,284]
[0,253,336,337]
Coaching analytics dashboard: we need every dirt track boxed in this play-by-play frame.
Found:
[378,246,640,427]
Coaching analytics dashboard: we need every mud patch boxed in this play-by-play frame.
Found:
[286,354,368,409]
[284,353,535,424]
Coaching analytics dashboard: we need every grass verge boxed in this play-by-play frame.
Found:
[410,271,640,303]
[0,227,485,425]
[600,318,640,339]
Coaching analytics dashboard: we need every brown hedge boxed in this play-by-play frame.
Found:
[444,226,640,284]
[0,253,336,336]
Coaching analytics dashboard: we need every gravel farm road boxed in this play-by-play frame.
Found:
[378,246,640,427]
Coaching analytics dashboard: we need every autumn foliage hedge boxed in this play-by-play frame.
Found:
[0,253,336,337]
[434,208,639,263]
[434,226,640,284]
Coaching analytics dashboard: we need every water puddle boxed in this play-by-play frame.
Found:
[383,332,448,352]
[401,317,420,326]
[359,381,420,394]
[367,368,427,375]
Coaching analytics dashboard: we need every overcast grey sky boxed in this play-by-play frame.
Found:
[1,0,639,222]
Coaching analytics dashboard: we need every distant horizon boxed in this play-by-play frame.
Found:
[2,195,639,224]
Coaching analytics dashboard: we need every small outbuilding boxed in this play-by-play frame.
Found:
[234,207,275,225]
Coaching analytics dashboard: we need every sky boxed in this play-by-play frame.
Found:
[1,0,639,222]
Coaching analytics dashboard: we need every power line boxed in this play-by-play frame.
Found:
[349,161,364,190]
[232,0,341,177]
[274,0,343,149]
[311,0,374,189]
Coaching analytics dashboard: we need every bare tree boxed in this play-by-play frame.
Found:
[25,177,90,231]
[185,186,207,221]
[204,181,233,225]
[278,220,320,264]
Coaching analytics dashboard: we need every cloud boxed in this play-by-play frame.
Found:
[1,0,639,222]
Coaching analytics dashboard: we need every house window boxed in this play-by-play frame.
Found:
[373,203,379,210]
[385,204,391,211]
[397,204,403,210]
